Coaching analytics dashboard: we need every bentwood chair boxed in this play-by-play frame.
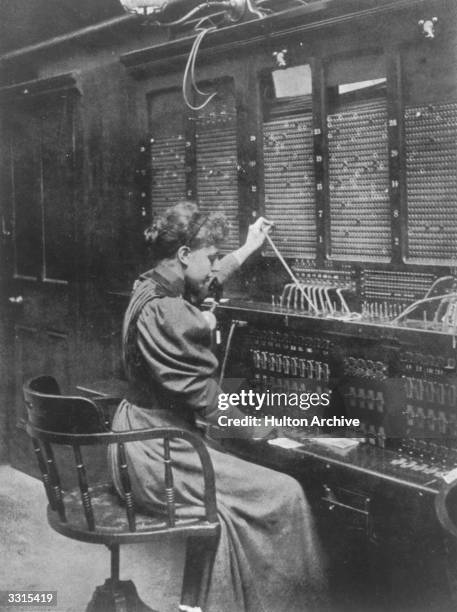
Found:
[23,376,220,612]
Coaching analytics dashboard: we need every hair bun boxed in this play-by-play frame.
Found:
[143,202,229,259]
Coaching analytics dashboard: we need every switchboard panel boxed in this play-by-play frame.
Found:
[263,111,317,258]
[328,96,391,261]
[195,79,240,251]
[149,89,187,215]
[405,101,457,263]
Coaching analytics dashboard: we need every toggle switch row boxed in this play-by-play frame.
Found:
[251,350,330,381]
[361,301,407,320]
[346,387,385,412]
[359,423,387,448]
[404,404,456,435]
[344,357,388,379]
[404,377,457,406]
[394,438,457,471]
[253,374,329,399]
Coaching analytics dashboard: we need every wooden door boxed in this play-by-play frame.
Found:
[1,88,80,474]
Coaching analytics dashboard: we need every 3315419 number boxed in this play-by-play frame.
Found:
[0,591,57,606]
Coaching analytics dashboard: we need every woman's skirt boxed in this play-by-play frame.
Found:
[109,401,328,612]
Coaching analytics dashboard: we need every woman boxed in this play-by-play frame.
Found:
[109,201,327,612]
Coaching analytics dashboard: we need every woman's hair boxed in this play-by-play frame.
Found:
[144,201,230,259]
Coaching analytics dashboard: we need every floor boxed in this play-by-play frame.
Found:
[2,463,455,612]
[0,465,184,612]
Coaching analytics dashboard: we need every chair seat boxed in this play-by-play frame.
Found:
[47,483,220,545]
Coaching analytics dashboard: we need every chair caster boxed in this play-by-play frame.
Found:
[86,578,158,612]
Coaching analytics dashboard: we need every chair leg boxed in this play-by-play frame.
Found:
[86,579,157,612]
[111,544,121,584]
[86,545,158,612]
[180,534,219,611]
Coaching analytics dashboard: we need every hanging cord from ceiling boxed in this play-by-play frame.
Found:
[181,0,267,110]
[182,17,219,111]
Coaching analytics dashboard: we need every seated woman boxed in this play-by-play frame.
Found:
[109,201,327,612]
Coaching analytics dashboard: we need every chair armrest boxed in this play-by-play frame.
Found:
[111,427,218,525]
[91,397,119,429]
[29,425,218,524]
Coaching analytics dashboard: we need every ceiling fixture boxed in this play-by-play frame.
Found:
[119,0,266,109]
[119,0,264,25]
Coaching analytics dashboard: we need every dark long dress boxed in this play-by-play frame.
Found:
[109,262,328,612]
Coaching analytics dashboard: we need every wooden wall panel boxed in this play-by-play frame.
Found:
[41,95,76,282]
[10,112,42,280]
[13,325,42,426]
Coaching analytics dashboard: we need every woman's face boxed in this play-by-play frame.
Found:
[183,245,220,296]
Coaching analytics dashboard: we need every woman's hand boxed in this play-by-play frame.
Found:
[201,309,217,330]
[244,217,273,253]
[231,217,273,266]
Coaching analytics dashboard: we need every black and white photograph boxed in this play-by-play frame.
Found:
[1,0,457,610]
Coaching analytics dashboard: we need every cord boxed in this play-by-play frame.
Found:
[391,293,457,325]
[156,2,228,27]
[190,22,218,96]
[180,0,268,111]
[245,0,266,19]
[264,233,319,313]
[182,24,218,110]
[424,276,455,298]
[218,320,238,386]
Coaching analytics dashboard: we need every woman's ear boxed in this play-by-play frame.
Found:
[177,245,191,266]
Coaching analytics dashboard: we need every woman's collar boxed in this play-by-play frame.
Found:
[139,267,185,297]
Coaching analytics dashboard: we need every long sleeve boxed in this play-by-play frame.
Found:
[214,253,240,285]
[137,296,221,414]
[136,295,272,438]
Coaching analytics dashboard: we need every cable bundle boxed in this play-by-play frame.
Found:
[183,21,219,111]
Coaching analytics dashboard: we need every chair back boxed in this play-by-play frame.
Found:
[23,376,218,542]
[24,375,107,434]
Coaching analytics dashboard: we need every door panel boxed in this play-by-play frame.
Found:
[11,112,42,280]
[3,90,80,473]
[41,96,76,282]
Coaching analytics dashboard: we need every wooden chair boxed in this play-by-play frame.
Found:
[23,375,220,612]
